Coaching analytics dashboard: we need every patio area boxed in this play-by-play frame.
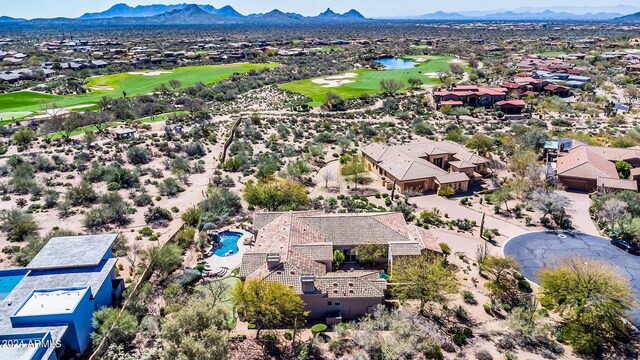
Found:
[203,228,253,277]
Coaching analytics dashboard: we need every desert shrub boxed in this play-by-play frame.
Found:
[139,227,153,236]
[184,142,206,157]
[133,193,153,207]
[158,177,184,197]
[127,146,152,165]
[438,186,455,197]
[475,350,493,360]
[144,206,173,224]
[311,324,328,335]
[0,209,38,242]
[462,290,477,305]
[104,164,139,189]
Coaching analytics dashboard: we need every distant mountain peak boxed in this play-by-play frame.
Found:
[342,9,366,19]
[319,8,338,17]
[217,5,243,18]
[615,11,640,22]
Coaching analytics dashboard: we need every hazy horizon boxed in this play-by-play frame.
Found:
[1,1,640,19]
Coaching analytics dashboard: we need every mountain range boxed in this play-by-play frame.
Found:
[414,9,628,21]
[614,12,640,22]
[73,3,366,24]
[2,3,640,25]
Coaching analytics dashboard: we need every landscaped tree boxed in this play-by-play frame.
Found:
[340,154,369,190]
[379,79,404,96]
[466,133,495,156]
[139,243,183,280]
[231,279,307,337]
[168,79,182,90]
[333,250,345,270]
[161,291,232,360]
[243,178,308,211]
[538,256,636,354]
[0,209,38,242]
[508,151,538,178]
[91,307,138,348]
[490,186,514,212]
[531,189,570,228]
[12,128,36,146]
[355,243,387,264]
[324,91,346,111]
[615,160,632,179]
[507,297,551,345]
[391,254,459,315]
[484,255,521,303]
[319,168,336,188]
[598,198,628,234]
[408,77,423,89]
[448,62,464,75]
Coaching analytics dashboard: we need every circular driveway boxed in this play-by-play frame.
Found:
[504,231,640,323]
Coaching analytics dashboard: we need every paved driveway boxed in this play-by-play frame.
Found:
[504,231,640,323]
[558,190,599,235]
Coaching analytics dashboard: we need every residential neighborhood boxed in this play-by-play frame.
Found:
[2,1,640,359]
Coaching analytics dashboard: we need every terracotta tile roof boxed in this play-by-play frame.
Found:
[241,211,438,298]
[389,241,423,256]
[449,160,476,169]
[556,146,619,180]
[496,99,526,107]
[435,172,470,184]
[597,177,638,191]
[317,271,386,298]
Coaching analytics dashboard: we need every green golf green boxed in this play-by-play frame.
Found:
[0,63,279,114]
[280,55,463,106]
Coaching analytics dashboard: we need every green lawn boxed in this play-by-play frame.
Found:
[0,63,279,114]
[280,55,461,106]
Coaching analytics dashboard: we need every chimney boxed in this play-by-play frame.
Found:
[266,254,281,269]
[300,274,316,294]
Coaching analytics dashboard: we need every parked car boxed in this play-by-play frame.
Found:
[611,239,640,255]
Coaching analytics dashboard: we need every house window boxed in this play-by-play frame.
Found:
[433,158,443,168]
[328,301,332,306]
[334,302,340,306]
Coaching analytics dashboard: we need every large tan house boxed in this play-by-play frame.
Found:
[240,211,440,321]
[362,141,490,194]
[556,145,640,192]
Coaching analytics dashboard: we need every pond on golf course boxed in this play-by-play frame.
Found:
[374,57,418,70]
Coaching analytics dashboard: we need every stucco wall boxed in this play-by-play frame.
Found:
[302,293,383,320]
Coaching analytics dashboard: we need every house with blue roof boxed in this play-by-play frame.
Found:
[0,234,124,360]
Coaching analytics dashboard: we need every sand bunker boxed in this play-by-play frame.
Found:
[414,57,427,62]
[128,71,172,76]
[448,59,463,64]
[423,72,441,78]
[89,86,114,91]
[312,73,357,88]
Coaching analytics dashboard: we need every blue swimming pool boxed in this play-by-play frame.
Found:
[211,231,242,257]
[374,57,418,70]
[0,269,27,300]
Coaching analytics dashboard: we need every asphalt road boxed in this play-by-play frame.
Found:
[504,231,640,324]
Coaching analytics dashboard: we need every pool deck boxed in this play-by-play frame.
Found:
[205,228,252,275]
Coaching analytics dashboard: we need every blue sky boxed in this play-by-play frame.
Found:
[1,1,639,19]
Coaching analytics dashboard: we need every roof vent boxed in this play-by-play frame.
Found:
[333,282,338,287]
[349,289,355,294]
[348,282,354,287]
[333,289,339,294]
